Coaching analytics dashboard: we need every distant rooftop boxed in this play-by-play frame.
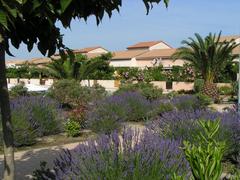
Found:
[136,49,177,60]
[73,46,107,53]
[127,41,172,50]
[112,50,147,60]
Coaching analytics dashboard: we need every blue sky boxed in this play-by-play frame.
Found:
[7,0,240,60]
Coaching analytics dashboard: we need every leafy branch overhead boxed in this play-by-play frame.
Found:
[0,0,169,57]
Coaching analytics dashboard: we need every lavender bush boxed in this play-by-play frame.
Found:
[86,93,211,134]
[147,95,210,118]
[1,96,63,146]
[33,128,190,179]
[169,94,210,110]
[115,82,163,100]
[86,92,153,134]
[148,109,240,164]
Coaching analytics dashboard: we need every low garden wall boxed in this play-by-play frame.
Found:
[7,78,233,92]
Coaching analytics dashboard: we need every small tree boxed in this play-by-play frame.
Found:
[0,0,169,179]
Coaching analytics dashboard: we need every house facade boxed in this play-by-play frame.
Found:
[110,40,184,68]
[135,49,186,69]
[110,50,147,67]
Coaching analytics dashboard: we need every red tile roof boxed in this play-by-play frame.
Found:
[136,49,177,60]
[112,50,147,60]
[127,41,172,49]
[73,46,105,53]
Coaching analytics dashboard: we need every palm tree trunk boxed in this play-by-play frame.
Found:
[0,42,15,180]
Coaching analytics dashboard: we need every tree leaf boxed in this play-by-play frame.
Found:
[32,0,41,11]
[0,11,8,30]
[60,0,72,13]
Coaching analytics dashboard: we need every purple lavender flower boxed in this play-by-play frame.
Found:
[148,109,240,163]
[51,128,190,179]
[86,92,153,134]
[10,96,63,137]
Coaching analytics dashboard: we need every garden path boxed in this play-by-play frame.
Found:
[209,103,234,112]
[0,142,79,180]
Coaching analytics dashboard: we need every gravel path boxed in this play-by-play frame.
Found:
[209,103,234,112]
[0,142,80,180]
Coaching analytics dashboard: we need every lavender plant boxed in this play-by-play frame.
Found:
[115,82,163,100]
[170,94,209,110]
[86,92,153,134]
[1,96,63,146]
[33,128,190,179]
[148,109,240,165]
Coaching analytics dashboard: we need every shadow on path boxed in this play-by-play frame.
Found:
[0,143,79,180]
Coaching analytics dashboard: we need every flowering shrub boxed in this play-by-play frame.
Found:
[86,92,153,134]
[67,105,87,128]
[48,79,107,108]
[148,109,240,164]
[115,67,140,81]
[0,96,63,146]
[33,129,190,179]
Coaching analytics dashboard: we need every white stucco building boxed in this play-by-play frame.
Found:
[110,40,182,68]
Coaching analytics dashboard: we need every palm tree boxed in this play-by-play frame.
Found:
[45,54,87,79]
[172,32,239,100]
[46,53,112,81]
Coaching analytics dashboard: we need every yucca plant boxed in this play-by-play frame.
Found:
[183,119,226,180]
[172,33,239,100]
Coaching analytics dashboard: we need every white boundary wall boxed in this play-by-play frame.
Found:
[7,78,232,92]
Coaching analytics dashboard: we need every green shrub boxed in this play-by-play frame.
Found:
[166,91,178,99]
[10,83,28,97]
[177,89,194,94]
[196,93,213,106]
[183,119,226,180]
[115,82,163,100]
[218,85,233,95]
[194,79,204,93]
[145,66,166,81]
[65,119,81,137]
[47,79,107,108]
